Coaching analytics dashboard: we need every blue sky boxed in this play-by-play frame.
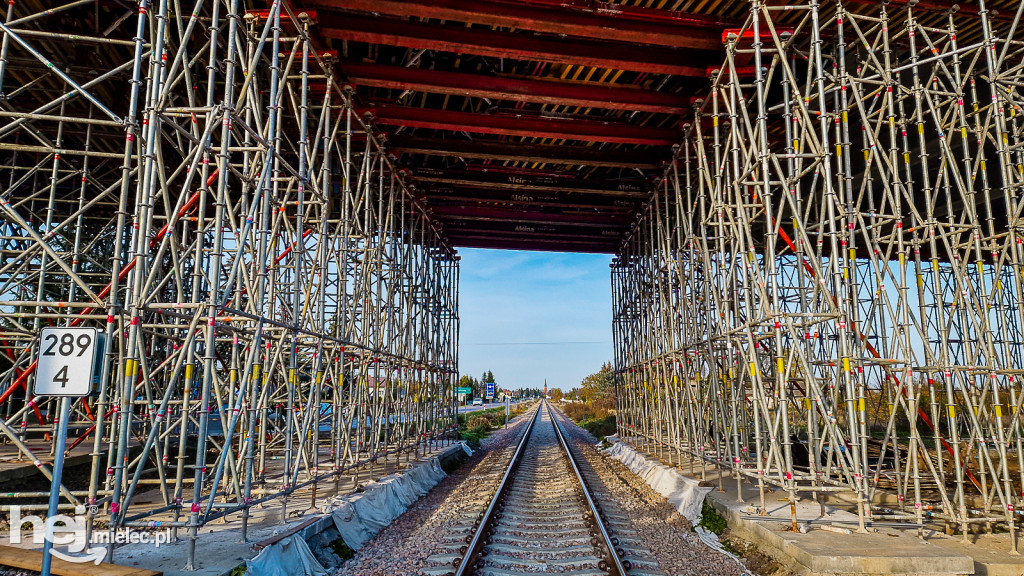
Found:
[457,248,613,392]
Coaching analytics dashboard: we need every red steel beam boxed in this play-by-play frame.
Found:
[389,135,665,168]
[442,218,622,238]
[445,221,622,238]
[443,218,626,237]
[309,0,722,50]
[842,0,978,13]
[364,105,679,145]
[411,166,650,197]
[424,187,639,210]
[431,205,631,227]
[447,234,618,253]
[340,63,691,114]
[721,27,794,44]
[515,0,737,28]
[318,13,708,76]
[444,216,620,229]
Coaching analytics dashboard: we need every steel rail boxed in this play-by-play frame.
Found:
[453,403,541,575]
[454,401,626,576]
[547,402,628,576]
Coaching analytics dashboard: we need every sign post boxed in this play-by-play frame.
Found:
[505,396,510,429]
[34,327,103,576]
[40,397,71,576]
[486,382,495,401]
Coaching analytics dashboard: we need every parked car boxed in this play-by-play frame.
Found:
[471,398,483,406]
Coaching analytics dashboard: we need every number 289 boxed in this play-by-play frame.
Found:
[42,333,91,357]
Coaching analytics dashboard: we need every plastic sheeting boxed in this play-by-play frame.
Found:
[603,438,711,525]
[323,450,449,550]
[602,439,750,574]
[245,534,328,576]
[245,444,465,575]
[695,525,743,563]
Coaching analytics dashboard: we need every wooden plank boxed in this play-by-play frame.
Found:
[0,545,162,576]
[252,515,323,551]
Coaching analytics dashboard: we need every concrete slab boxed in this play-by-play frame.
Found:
[730,513,974,576]
[6,440,466,576]
[938,536,1024,576]
[0,439,106,483]
[608,438,983,576]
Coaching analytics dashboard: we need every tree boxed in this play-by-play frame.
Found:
[459,370,498,397]
[579,362,615,404]
[457,374,480,397]
[550,388,563,402]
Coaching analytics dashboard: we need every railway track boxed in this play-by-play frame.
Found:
[426,401,665,576]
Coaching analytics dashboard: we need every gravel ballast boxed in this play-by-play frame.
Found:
[336,403,753,575]
[548,407,748,576]
[335,405,537,575]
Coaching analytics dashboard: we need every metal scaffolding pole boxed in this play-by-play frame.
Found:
[0,1,459,569]
[613,0,1024,550]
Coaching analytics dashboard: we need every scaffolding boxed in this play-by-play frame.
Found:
[0,1,459,569]
[613,0,1024,549]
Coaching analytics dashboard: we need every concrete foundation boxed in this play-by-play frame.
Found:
[2,441,467,576]
[608,438,1024,576]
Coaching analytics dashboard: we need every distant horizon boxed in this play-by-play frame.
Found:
[457,248,613,391]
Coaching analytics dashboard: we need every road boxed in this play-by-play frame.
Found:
[457,400,532,413]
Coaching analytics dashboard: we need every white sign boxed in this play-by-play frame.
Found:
[35,327,102,396]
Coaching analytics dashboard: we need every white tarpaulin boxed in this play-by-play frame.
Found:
[245,534,328,576]
[323,447,451,550]
[603,438,711,524]
[329,499,374,550]
[602,438,749,573]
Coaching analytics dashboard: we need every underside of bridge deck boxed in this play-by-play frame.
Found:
[310,0,732,253]
[3,0,1024,569]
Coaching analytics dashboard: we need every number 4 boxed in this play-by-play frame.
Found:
[53,366,69,388]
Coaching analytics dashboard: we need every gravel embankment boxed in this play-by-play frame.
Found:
[336,405,537,575]
[551,408,749,576]
[472,407,662,575]
[339,402,753,576]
